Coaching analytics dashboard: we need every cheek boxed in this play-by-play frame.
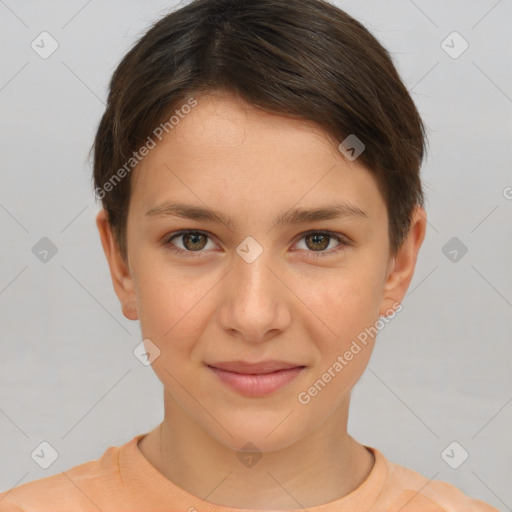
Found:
[294,265,382,395]
[132,258,206,347]
[294,276,380,409]
[293,264,382,345]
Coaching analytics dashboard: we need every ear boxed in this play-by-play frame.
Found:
[378,205,427,316]
[95,209,138,321]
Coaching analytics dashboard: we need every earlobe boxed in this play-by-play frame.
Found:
[121,301,139,321]
[95,209,139,321]
[378,206,427,316]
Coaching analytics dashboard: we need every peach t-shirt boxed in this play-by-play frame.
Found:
[0,432,498,511]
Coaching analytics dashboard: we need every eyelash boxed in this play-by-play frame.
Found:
[162,229,350,258]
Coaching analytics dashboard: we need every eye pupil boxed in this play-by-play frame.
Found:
[183,232,207,251]
[306,233,329,251]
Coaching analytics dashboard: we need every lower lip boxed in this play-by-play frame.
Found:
[208,366,305,397]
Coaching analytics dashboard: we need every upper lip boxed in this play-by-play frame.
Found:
[207,360,304,374]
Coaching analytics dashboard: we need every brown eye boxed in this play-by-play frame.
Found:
[294,230,348,257]
[304,233,330,251]
[181,232,208,251]
[164,230,215,254]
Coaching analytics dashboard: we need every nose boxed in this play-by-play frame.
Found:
[218,242,291,343]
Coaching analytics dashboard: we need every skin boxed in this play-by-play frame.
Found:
[96,90,426,509]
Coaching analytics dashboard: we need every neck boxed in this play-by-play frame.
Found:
[138,391,375,509]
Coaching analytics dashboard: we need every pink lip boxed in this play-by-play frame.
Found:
[207,363,305,397]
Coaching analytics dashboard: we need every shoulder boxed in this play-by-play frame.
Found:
[0,446,121,512]
[378,453,499,512]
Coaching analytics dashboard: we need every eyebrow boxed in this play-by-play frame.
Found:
[144,201,368,229]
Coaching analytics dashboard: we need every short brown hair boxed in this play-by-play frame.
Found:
[91,0,427,263]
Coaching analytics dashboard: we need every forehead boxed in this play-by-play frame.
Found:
[129,92,385,224]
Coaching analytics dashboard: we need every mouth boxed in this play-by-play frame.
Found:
[206,361,306,397]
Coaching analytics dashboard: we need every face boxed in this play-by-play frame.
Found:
[98,91,425,453]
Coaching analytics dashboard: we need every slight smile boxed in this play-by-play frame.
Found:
[207,360,307,397]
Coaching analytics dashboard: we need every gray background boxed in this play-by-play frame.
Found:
[1,0,511,509]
